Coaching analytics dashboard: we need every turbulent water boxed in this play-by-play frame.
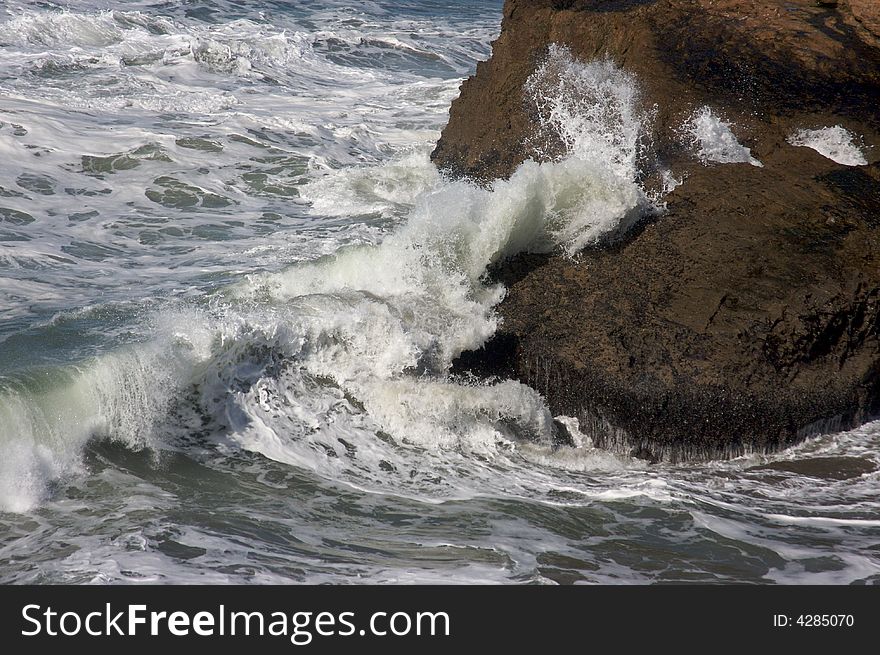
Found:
[789,125,869,167]
[1,0,878,585]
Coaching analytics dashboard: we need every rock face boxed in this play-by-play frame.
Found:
[434,0,880,182]
[436,0,880,460]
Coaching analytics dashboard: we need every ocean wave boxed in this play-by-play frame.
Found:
[0,46,650,511]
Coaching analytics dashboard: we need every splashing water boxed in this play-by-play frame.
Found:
[0,34,649,513]
[685,106,762,167]
[524,45,648,252]
[526,45,645,182]
[788,126,868,166]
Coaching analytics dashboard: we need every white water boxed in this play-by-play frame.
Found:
[524,45,647,252]
[0,32,650,513]
[788,125,868,166]
[685,106,762,167]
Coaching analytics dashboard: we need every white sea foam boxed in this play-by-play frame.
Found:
[0,3,468,325]
[0,10,140,48]
[191,47,651,497]
[299,150,443,218]
[685,106,762,167]
[0,43,649,510]
[788,125,868,166]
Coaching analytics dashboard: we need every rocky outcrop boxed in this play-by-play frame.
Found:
[437,0,880,460]
[433,0,880,182]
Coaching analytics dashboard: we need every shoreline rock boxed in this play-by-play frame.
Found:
[437,0,880,460]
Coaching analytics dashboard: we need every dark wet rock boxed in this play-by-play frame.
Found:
[551,418,577,449]
[750,457,878,481]
[441,0,880,460]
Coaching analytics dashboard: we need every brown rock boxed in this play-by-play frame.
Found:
[434,0,880,182]
[440,0,880,460]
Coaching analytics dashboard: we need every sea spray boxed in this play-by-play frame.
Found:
[215,46,650,485]
[524,45,648,252]
[788,126,868,166]
[526,45,644,182]
[684,106,762,167]
[1,2,878,586]
[0,40,650,509]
